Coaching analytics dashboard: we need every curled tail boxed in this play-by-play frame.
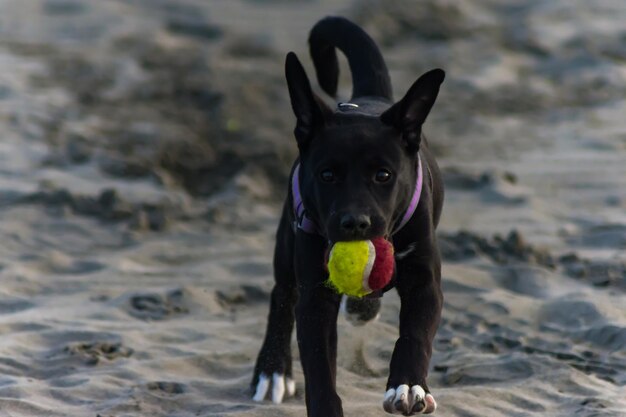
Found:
[308,16,393,101]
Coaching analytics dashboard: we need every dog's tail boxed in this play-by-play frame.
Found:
[309,16,393,101]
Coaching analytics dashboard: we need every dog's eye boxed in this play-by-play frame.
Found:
[374,169,392,183]
[320,169,336,183]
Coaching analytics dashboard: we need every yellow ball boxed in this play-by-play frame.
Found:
[326,240,375,298]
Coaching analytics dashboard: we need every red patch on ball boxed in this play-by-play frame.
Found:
[367,237,395,291]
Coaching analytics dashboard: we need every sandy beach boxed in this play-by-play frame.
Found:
[0,0,624,416]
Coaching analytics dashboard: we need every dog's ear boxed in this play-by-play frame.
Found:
[380,69,445,152]
[285,52,331,151]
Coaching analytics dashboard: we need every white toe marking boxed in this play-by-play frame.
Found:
[383,388,396,413]
[410,385,427,413]
[424,393,437,414]
[410,385,426,401]
[395,384,409,402]
[271,373,285,404]
[252,373,270,402]
[394,384,410,412]
[384,388,396,402]
[286,377,296,396]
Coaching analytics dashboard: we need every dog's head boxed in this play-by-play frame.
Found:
[286,52,444,242]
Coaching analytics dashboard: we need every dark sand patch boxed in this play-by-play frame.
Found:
[126,289,190,321]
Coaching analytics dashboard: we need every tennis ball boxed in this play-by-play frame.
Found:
[326,237,395,298]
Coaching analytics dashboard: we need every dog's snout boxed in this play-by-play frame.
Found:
[340,213,371,236]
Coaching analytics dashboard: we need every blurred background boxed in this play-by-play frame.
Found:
[0,0,624,416]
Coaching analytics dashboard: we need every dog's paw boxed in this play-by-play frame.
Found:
[341,295,381,326]
[252,372,296,404]
[383,384,437,415]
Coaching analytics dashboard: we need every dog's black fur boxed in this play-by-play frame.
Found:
[252,16,445,416]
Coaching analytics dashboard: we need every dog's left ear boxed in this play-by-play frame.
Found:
[380,69,445,152]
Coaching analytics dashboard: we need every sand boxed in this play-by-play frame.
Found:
[0,0,624,416]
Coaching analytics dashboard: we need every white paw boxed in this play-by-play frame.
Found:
[252,372,295,404]
[382,384,437,415]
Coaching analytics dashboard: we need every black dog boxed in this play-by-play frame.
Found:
[251,16,445,416]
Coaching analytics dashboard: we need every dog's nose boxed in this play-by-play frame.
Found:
[340,213,371,236]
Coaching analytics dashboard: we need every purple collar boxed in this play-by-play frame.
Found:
[291,153,424,236]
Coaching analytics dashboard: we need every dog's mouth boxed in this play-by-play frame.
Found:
[325,233,392,248]
[323,234,394,269]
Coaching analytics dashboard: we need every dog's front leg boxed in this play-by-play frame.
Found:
[295,231,343,417]
[252,209,297,404]
[384,247,442,415]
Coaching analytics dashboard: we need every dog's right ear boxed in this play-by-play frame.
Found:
[285,52,331,151]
